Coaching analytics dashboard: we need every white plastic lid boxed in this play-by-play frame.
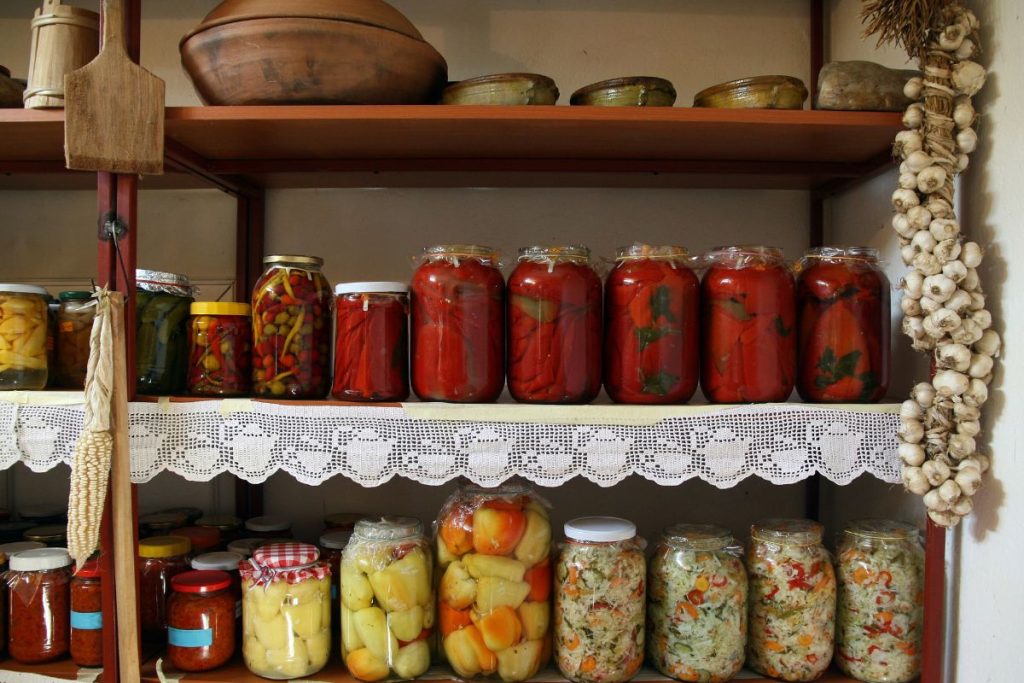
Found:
[335,282,408,295]
[319,530,354,549]
[9,547,72,571]
[565,516,637,543]
[226,537,266,558]
[0,541,46,557]
[0,284,49,297]
[244,516,291,533]
[192,551,244,572]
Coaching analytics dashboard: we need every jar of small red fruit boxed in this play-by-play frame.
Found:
[796,247,890,403]
[507,245,602,404]
[6,547,72,664]
[701,246,797,403]
[167,570,236,672]
[188,302,252,396]
[252,255,332,399]
[70,558,103,667]
[411,245,505,402]
[605,244,700,404]
[332,282,410,402]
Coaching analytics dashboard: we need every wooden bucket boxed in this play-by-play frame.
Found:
[24,0,99,109]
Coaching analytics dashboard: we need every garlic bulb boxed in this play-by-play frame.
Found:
[968,353,994,378]
[923,274,957,302]
[892,213,917,239]
[928,509,960,527]
[903,316,926,339]
[903,271,925,298]
[952,61,987,96]
[923,489,951,512]
[961,242,983,268]
[964,378,989,407]
[935,343,971,371]
[901,297,923,317]
[958,420,981,438]
[944,289,972,315]
[957,127,978,154]
[939,23,966,51]
[917,165,948,194]
[899,442,927,467]
[943,260,968,283]
[975,454,991,473]
[892,188,920,212]
[900,399,924,421]
[912,382,936,408]
[908,205,933,231]
[975,329,1001,357]
[963,267,980,291]
[970,309,992,331]
[913,252,943,276]
[948,433,976,459]
[895,129,924,156]
[950,319,983,345]
[923,458,952,486]
[924,308,961,337]
[903,466,931,495]
[905,150,935,174]
[899,418,925,444]
[955,38,976,61]
[911,230,937,255]
[929,218,959,241]
[939,478,962,504]
[956,153,970,173]
[903,103,925,128]
[967,292,986,311]
[954,403,980,421]
[953,97,975,128]
[934,238,962,263]
[898,173,919,191]
[951,496,974,516]
[933,369,970,397]
[904,76,924,100]
[920,296,941,314]
[927,197,954,219]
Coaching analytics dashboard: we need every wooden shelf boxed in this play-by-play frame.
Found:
[0,657,98,682]
[0,106,901,190]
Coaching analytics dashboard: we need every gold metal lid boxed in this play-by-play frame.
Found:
[263,255,324,267]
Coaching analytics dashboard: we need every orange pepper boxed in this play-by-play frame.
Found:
[579,656,597,673]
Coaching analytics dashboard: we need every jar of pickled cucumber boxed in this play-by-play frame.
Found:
[136,270,195,395]
[0,284,51,390]
[340,517,433,681]
[648,524,747,683]
[836,520,924,683]
[55,291,95,389]
[241,542,331,679]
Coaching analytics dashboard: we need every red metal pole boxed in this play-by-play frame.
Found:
[921,520,946,683]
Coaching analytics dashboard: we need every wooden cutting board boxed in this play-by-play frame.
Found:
[64,0,164,174]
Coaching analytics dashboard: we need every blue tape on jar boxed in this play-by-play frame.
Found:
[71,610,103,630]
[168,627,213,648]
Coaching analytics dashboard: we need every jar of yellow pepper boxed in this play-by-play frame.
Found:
[188,303,252,396]
[0,285,51,390]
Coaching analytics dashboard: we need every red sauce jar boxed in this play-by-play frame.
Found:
[508,245,603,403]
[172,526,221,558]
[604,245,700,404]
[252,255,332,399]
[139,535,192,637]
[188,302,252,396]
[167,570,236,672]
[411,245,505,402]
[796,247,891,402]
[6,547,71,663]
[70,558,103,667]
[332,282,410,402]
[701,246,797,403]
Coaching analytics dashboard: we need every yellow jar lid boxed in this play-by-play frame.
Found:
[139,535,191,558]
[190,302,251,317]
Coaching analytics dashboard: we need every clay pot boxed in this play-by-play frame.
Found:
[0,67,25,108]
[180,0,447,105]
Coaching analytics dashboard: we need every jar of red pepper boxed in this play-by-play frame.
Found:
[139,535,192,637]
[167,570,236,672]
[796,247,891,403]
[188,302,252,396]
[70,558,103,667]
[6,547,71,663]
[701,246,797,403]
[508,245,603,403]
[332,282,410,402]
[411,245,505,402]
[252,255,332,399]
[604,244,700,404]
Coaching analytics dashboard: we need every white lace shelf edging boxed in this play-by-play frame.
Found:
[0,395,900,488]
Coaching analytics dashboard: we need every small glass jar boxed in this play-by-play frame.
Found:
[55,291,95,389]
[796,247,891,403]
[172,526,221,558]
[168,570,236,672]
[836,520,924,683]
[140,511,189,538]
[252,255,332,399]
[437,482,552,682]
[6,547,71,663]
[139,535,192,637]
[227,537,267,559]
[604,245,700,404]
[192,551,244,626]
[332,282,410,402]
[245,516,292,538]
[411,245,506,403]
[555,517,645,683]
[23,524,66,547]
[70,558,103,667]
[507,246,603,404]
[136,269,195,396]
[188,302,253,396]
[324,512,366,532]
[241,542,331,679]
[747,519,835,682]
[647,524,747,683]
[701,246,797,403]
[196,515,242,549]
[0,284,51,390]
[319,529,352,631]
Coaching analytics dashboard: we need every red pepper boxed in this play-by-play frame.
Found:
[710,574,729,587]
[332,292,409,402]
[765,585,780,601]
[686,589,704,605]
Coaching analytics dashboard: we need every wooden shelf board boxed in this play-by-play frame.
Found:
[0,657,98,682]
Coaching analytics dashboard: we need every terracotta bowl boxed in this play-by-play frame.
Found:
[180,0,447,105]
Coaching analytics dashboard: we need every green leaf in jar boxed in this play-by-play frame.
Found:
[511,294,558,323]
[714,296,753,322]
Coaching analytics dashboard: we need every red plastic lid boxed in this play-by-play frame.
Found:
[74,558,102,578]
[171,569,232,594]
[171,526,221,552]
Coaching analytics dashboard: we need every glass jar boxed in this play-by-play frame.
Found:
[45,296,58,388]
[136,269,195,395]
[796,247,891,403]
[701,246,797,403]
[245,516,292,538]
[227,537,267,559]
[188,302,253,396]
[140,511,189,538]
[555,517,645,683]
[0,284,51,390]
[747,519,835,682]
[507,246,602,404]
[191,551,244,623]
[341,517,434,681]
[252,255,332,399]
[437,482,552,682]
[411,245,506,403]
[23,524,66,547]
[647,524,747,683]
[163,507,204,526]
[836,520,924,683]
[70,558,103,667]
[319,529,353,631]
[5,547,71,663]
[325,512,367,532]
[139,535,192,637]
[55,291,95,389]
[241,542,331,679]
[604,245,700,404]
[168,570,237,672]
[332,282,410,402]
[172,526,221,558]
[196,515,242,549]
